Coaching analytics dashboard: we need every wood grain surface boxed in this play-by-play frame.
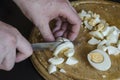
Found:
[30,1,120,80]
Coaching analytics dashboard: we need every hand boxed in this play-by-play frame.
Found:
[0,21,33,71]
[13,0,81,41]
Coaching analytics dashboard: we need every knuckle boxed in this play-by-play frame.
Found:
[7,34,17,45]
[27,49,33,57]
[0,65,13,71]
[0,45,6,53]
[11,27,19,33]
[4,64,14,71]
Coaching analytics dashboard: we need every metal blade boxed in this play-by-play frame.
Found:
[31,42,62,51]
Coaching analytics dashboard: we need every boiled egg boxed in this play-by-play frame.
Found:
[89,31,104,39]
[65,57,78,65]
[53,38,74,56]
[48,57,64,65]
[48,64,57,74]
[87,49,111,71]
[88,37,101,45]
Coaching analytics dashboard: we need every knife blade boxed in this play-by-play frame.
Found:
[31,41,62,51]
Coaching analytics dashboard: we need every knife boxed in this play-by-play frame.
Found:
[31,41,63,51]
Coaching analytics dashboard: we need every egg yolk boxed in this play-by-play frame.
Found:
[89,52,104,63]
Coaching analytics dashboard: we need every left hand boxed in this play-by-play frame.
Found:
[13,0,81,41]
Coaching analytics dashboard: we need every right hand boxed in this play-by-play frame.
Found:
[0,21,33,71]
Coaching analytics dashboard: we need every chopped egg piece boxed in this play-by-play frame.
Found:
[89,31,104,39]
[84,20,93,30]
[97,40,107,51]
[88,37,101,45]
[94,15,101,23]
[48,64,57,74]
[106,29,119,44]
[88,10,93,15]
[97,45,107,52]
[60,69,66,73]
[107,46,120,55]
[88,18,97,26]
[112,26,120,33]
[87,49,111,71]
[97,39,107,46]
[64,48,75,57]
[78,10,87,20]
[117,40,120,50]
[65,57,78,65]
[53,41,74,56]
[56,37,70,42]
[93,13,100,19]
[48,57,64,65]
[50,37,71,51]
[96,23,105,31]
[102,75,106,78]
[101,26,113,37]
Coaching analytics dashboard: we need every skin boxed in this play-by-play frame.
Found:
[0,0,81,71]
[13,0,81,41]
[0,21,33,71]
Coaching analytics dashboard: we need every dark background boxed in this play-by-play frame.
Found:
[0,0,120,80]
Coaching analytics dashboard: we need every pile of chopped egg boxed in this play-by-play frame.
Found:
[79,10,120,71]
[48,10,120,74]
[48,37,78,74]
[79,10,120,55]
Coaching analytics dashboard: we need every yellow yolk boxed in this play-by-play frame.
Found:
[89,52,104,63]
[96,23,105,31]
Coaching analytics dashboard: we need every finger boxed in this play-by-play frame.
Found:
[16,33,33,63]
[63,31,69,38]
[60,7,81,41]
[0,47,16,71]
[37,20,55,41]
[54,22,68,38]
[0,45,7,64]
[52,17,62,33]
[67,1,77,13]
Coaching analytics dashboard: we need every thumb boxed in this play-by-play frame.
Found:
[16,33,33,63]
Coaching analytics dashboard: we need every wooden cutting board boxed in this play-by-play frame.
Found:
[30,1,120,80]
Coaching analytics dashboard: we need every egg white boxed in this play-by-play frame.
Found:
[87,49,111,71]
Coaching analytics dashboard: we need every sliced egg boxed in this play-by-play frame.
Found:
[78,10,87,20]
[89,31,104,39]
[59,69,66,73]
[56,37,70,42]
[107,46,120,55]
[53,41,74,56]
[101,26,113,37]
[97,39,107,51]
[106,29,119,44]
[64,48,75,57]
[88,37,101,45]
[117,40,120,50]
[87,49,111,71]
[50,37,70,51]
[65,57,78,65]
[48,57,64,65]
[48,64,57,74]
[96,23,105,31]
[84,20,93,30]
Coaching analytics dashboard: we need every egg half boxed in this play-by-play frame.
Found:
[87,49,111,71]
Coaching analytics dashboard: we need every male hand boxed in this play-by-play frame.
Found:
[0,21,33,71]
[14,0,81,41]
